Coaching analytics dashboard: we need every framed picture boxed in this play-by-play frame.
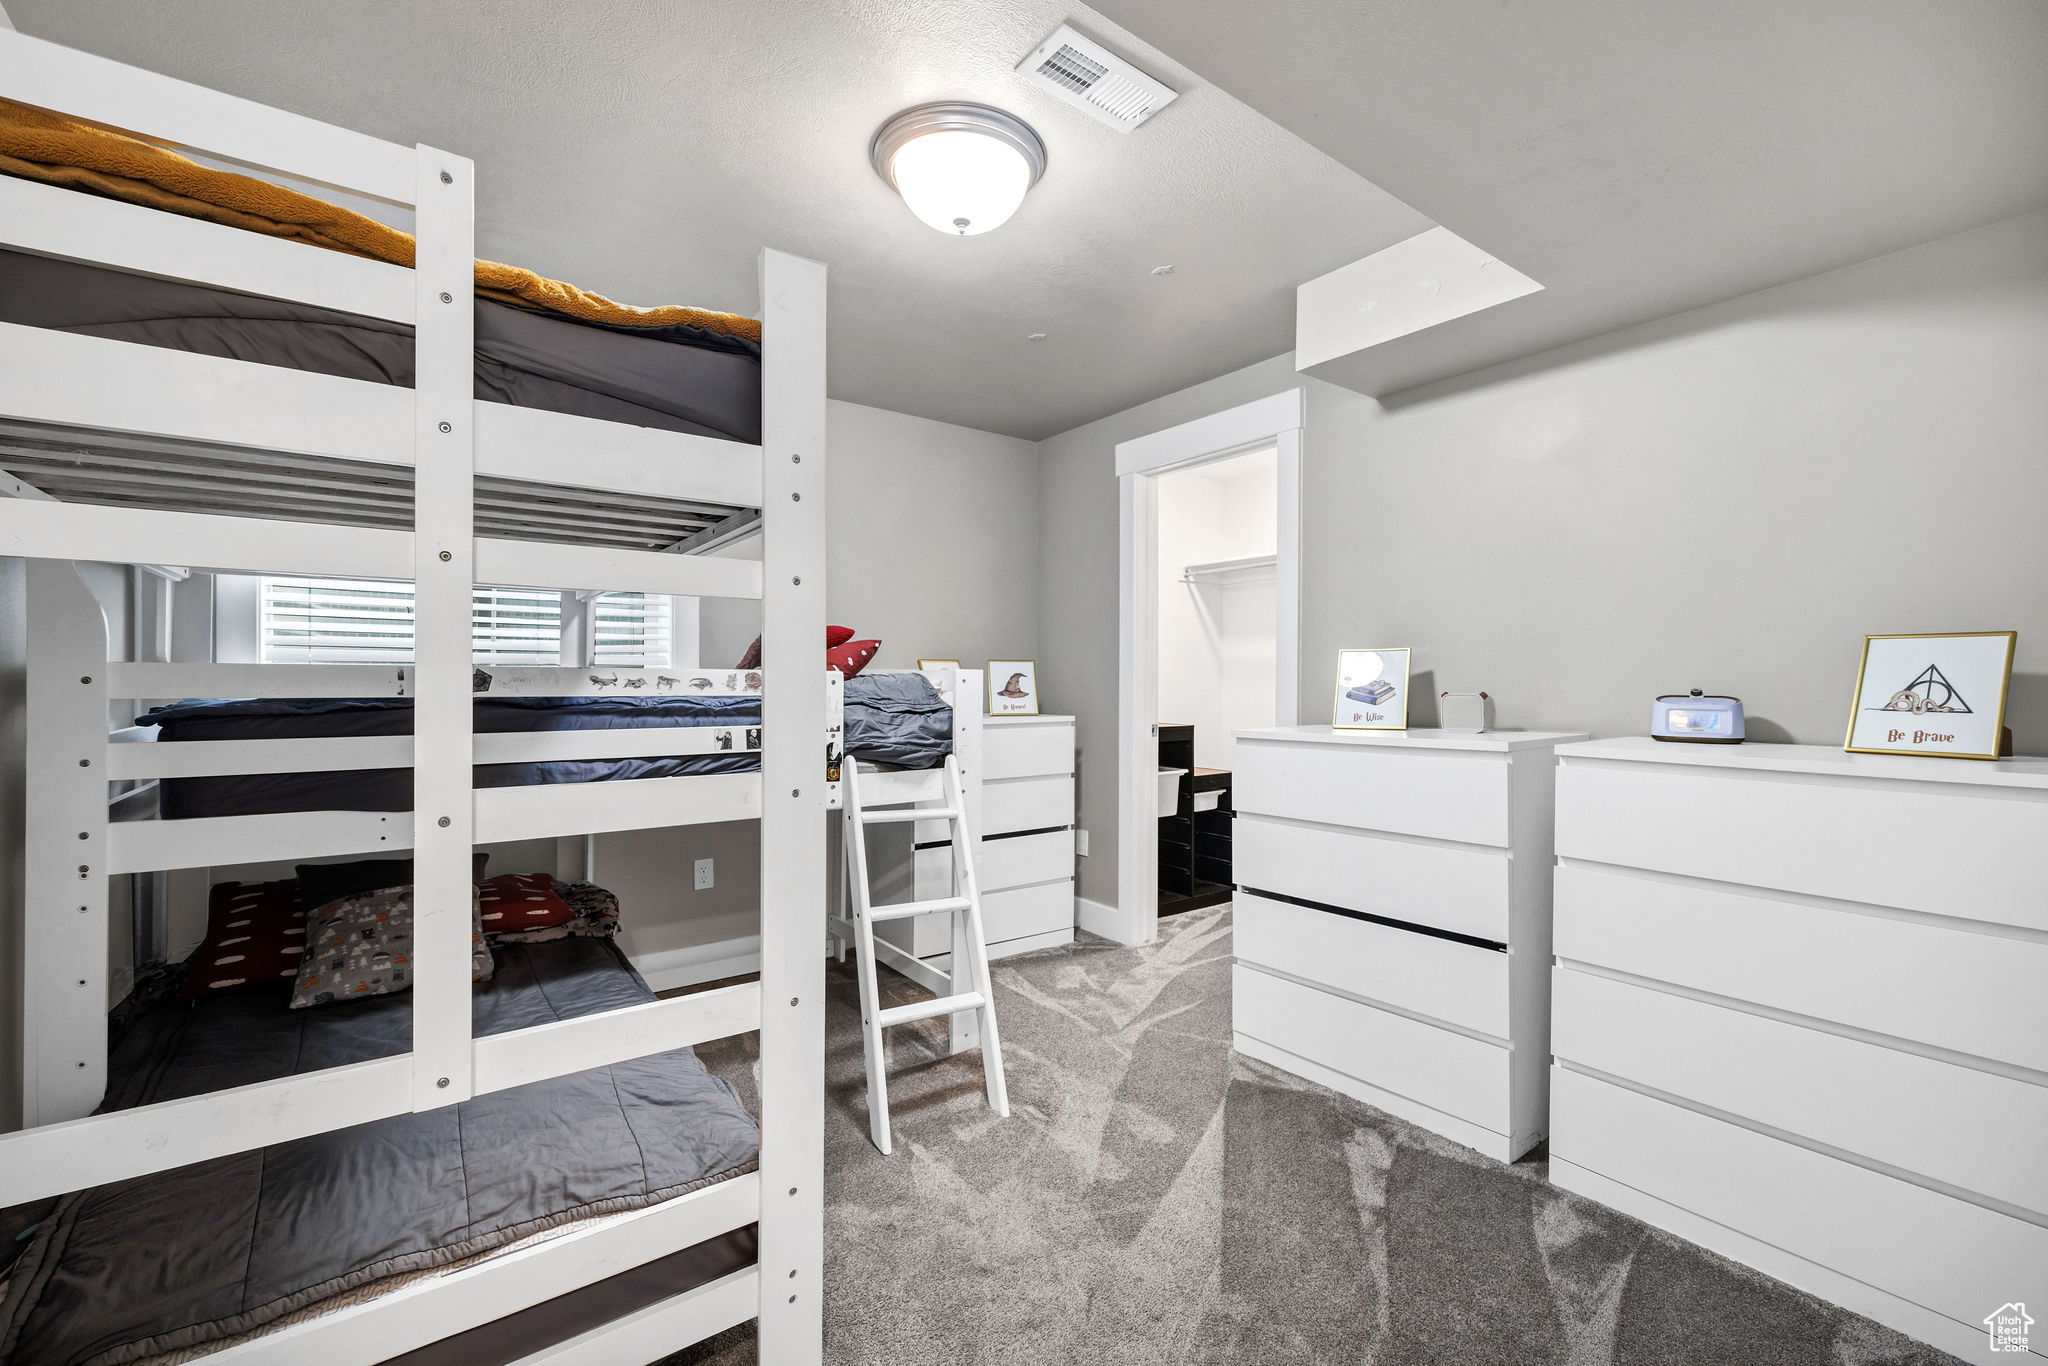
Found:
[988,660,1039,716]
[1332,647,1411,730]
[1845,631,2015,760]
[917,659,960,672]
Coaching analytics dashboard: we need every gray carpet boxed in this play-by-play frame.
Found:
[672,903,1960,1366]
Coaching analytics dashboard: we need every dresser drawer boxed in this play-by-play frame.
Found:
[1555,968,2048,1215]
[981,721,1074,780]
[1234,964,1510,1134]
[1554,862,2048,1074]
[1234,739,1510,846]
[1236,892,1509,1038]
[1555,757,2048,933]
[984,879,1073,944]
[982,774,1072,836]
[1235,814,1511,943]
[979,828,1073,892]
[1551,1068,2048,1339]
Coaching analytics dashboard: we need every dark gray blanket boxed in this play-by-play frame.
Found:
[843,673,954,769]
[0,249,761,444]
[0,938,758,1366]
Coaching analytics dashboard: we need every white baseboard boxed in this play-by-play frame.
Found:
[629,935,762,993]
[1076,896,1123,942]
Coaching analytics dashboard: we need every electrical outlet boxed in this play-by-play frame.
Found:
[1075,829,1089,857]
[694,858,714,891]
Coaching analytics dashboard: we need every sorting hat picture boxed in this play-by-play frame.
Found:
[987,659,1040,715]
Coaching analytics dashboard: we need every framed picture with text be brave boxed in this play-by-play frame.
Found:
[1844,631,2015,760]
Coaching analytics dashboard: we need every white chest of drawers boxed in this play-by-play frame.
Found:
[1230,725,1585,1162]
[877,714,1077,964]
[1549,738,2048,1363]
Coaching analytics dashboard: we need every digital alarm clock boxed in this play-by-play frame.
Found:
[1651,689,1745,743]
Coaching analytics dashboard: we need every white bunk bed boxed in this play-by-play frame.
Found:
[0,29,827,1366]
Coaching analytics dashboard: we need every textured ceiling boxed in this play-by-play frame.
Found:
[6,0,1429,439]
[1091,0,2048,395]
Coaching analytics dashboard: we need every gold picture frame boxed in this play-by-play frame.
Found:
[1332,647,1411,730]
[987,659,1039,716]
[917,659,960,672]
[1844,630,2015,761]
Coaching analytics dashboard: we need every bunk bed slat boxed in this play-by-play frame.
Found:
[107,734,415,780]
[0,30,418,205]
[0,1055,414,1208]
[475,537,765,600]
[473,400,764,508]
[0,175,415,322]
[109,808,412,874]
[472,983,762,1096]
[0,494,413,577]
[0,323,767,509]
[0,320,413,466]
[109,661,412,698]
[195,1176,762,1366]
[474,771,761,844]
[503,1267,760,1366]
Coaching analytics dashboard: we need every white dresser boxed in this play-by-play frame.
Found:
[879,714,1077,964]
[1550,738,2048,1363]
[1230,725,1586,1162]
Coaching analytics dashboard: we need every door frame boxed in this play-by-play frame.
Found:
[1105,388,1303,946]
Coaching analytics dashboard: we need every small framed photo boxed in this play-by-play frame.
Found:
[1332,647,1411,730]
[988,660,1039,716]
[917,659,960,672]
[1845,631,2015,760]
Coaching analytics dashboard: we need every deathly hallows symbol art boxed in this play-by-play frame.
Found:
[1874,663,1972,716]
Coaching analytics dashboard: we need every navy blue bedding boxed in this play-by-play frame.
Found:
[135,694,761,819]
[841,673,953,769]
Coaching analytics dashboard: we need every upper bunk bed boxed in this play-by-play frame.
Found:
[0,27,829,1366]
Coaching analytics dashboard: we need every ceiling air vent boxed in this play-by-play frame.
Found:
[1016,23,1177,132]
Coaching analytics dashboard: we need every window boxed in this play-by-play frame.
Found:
[260,578,672,666]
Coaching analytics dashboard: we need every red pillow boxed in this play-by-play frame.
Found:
[477,872,578,936]
[827,638,881,679]
[178,878,307,1000]
[736,626,857,669]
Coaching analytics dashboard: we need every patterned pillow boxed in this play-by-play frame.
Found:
[492,880,623,943]
[176,879,308,1001]
[827,638,881,679]
[478,872,578,939]
[289,885,492,1009]
[736,625,857,669]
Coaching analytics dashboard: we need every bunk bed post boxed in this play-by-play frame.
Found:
[409,145,478,1109]
[754,246,827,1363]
[22,559,111,1126]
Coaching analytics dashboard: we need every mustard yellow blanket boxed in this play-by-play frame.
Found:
[0,98,760,345]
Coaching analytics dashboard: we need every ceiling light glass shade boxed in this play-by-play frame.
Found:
[872,103,1047,236]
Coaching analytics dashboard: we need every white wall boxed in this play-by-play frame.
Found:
[1156,448,1277,770]
[1041,209,2048,910]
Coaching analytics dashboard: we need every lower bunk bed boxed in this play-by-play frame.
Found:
[0,881,757,1366]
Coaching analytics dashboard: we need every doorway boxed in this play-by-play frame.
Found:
[1108,389,1303,946]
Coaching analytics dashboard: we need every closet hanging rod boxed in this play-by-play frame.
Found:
[1181,553,1276,586]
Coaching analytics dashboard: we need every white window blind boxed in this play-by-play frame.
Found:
[260,578,672,666]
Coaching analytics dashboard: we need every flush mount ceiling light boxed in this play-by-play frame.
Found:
[871,102,1046,237]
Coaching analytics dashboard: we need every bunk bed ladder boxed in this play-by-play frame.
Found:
[840,757,1010,1155]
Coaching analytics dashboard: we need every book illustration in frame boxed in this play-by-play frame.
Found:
[1333,647,1410,730]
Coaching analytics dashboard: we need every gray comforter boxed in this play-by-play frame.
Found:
[0,938,758,1366]
[842,672,954,769]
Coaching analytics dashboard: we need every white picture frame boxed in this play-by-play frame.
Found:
[1332,646,1410,730]
[1844,631,2015,760]
[987,660,1039,716]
